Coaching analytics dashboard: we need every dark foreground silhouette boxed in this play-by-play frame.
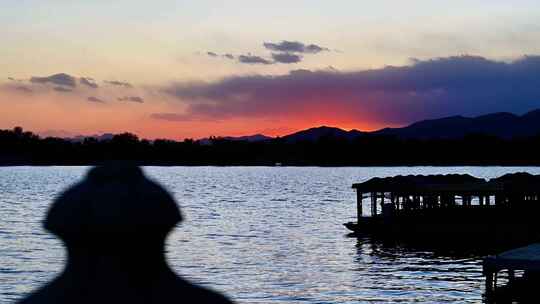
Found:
[18,165,234,304]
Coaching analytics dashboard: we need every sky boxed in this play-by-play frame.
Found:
[1,0,540,139]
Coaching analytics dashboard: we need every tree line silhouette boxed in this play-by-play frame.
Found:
[2,126,540,166]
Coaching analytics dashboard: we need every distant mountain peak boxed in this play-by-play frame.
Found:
[522,108,540,118]
[302,125,343,131]
[198,133,273,145]
[374,109,540,139]
[223,134,273,142]
[282,125,365,142]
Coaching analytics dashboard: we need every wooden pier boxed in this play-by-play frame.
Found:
[483,243,540,302]
[344,173,540,246]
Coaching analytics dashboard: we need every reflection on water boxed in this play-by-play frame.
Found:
[2,166,540,303]
[352,237,485,302]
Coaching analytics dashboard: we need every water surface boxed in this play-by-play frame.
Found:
[2,166,540,303]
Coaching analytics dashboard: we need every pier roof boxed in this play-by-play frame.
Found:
[351,174,493,193]
[352,172,540,194]
[484,243,540,272]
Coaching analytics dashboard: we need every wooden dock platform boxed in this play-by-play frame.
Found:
[483,243,540,302]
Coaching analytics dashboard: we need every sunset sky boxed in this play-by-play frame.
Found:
[2,1,540,139]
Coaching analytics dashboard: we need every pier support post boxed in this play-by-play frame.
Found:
[508,269,515,283]
[357,191,362,220]
[371,192,376,216]
[485,271,494,296]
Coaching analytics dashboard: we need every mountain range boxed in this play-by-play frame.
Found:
[60,109,540,143]
[373,109,540,139]
[221,109,540,142]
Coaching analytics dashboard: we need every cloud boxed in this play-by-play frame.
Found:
[54,86,73,92]
[80,77,98,88]
[238,54,273,65]
[104,80,133,88]
[14,86,32,93]
[150,113,194,122]
[208,41,326,65]
[8,77,24,82]
[87,96,106,103]
[150,112,220,122]
[204,51,234,59]
[163,55,540,125]
[30,73,77,87]
[221,53,296,65]
[3,74,146,106]
[118,96,144,103]
[263,40,329,54]
[271,52,302,64]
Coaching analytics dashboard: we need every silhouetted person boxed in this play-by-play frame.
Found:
[18,165,234,304]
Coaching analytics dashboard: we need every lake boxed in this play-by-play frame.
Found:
[2,166,540,303]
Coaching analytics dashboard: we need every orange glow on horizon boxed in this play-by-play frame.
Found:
[0,92,397,140]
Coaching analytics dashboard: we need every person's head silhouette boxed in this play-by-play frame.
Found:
[18,165,234,304]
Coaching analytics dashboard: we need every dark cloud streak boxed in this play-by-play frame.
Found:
[14,86,32,93]
[238,54,273,65]
[7,77,23,82]
[208,40,327,65]
[104,80,133,88]
[271,52,302,64]
[54,86,73,92]
[87,96,106,103]
[80,77,98,88]
[118,96,144,103]
[263,40,329,53]
[150,113,193,122]
[30,73,77,87]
